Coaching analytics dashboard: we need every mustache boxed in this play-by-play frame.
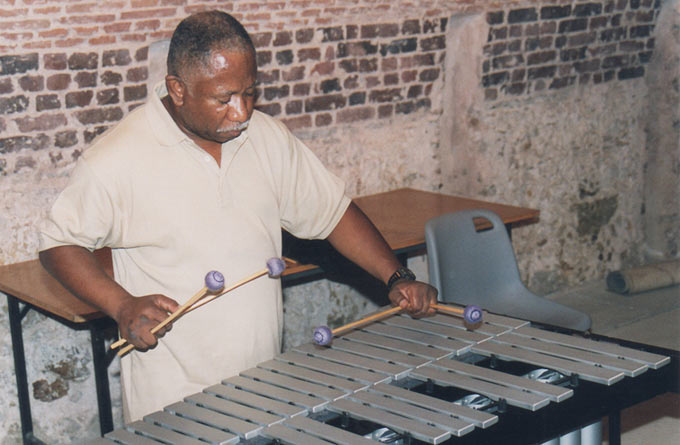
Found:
[218,121,249,133]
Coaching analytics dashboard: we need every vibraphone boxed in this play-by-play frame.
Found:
[90,309,677,445]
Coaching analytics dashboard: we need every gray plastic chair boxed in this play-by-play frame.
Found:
[425,209,592,331]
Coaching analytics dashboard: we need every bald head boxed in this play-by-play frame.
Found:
[167,10,255,81]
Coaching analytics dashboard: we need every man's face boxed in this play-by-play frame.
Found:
[171,49,257,145]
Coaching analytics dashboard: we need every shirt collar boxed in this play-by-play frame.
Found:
[146,81,248,149]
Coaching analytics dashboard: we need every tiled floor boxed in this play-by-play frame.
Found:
[546,280,680,444]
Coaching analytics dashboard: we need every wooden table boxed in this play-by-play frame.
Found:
[1,188,538,443]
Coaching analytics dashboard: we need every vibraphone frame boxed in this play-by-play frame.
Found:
[90,311,678,445]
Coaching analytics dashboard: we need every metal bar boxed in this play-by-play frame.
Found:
[608,411,621,445]
[90,320,114,435]
[7,295,47,445]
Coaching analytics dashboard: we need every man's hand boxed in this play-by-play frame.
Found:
[388,280,438,318]
[115,294,180,351]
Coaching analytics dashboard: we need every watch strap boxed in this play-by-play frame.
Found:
[386,266,416,291]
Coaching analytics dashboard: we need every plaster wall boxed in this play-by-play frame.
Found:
[0,1,677,443]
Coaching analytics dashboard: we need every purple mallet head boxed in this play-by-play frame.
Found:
[266,257,286,277]
[463,305,483,324]
[313,325,333,346]
[204,270,225,292]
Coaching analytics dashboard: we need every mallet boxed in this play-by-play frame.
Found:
[185,257,286,314]
[313,302,483,346]
[111,270,225,351]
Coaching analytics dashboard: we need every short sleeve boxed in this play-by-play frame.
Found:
[277,128,351,240]
[39,159,118,252]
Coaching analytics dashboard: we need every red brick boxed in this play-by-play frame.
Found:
[120,8,176,20]
[136,19,161,31]
[295,28,314,43]
[75,106,124,125]
[103,49,131,67]
[245,12,271,21]
[24,41,51,50]
[313,113,331,127]
[384,73,399,85]
[0,78,12,94]
[66,90,93,108]
[101,71,123,85]
[343,75,359,89]
[282,115,312,131]
[60,15,116,25]
[381,57,398,71]
[298,47,321,62]
[36,94,60,111]
[74,71,97,88]
[131,0,159,7]
[97,88,120,105]
[0,19,50,30]
[124,84,147,102]
[359,58,378,73]
[74,26,98,36]
[2,32,33,42]
[256,102,281,117]
[104,22,131,33]
[46,74,71,90]
[377,104,393,118]
[55,38,86,48]
[285,100,303,115]
[301,9,321,18]
[292,83,310,96]
[135,47,148,62]
[311,61,334,76]
[15,113,66,132]
[337,106,375,123]
[257,69,280,84]
[0,8,29,17]
[369,88,402,103]
[282,66,305,82]
[401,70,417,82]
[273,31,292,46]
[366,76,380,88]
[39,29,68,38]
[127,67,148,82]
[251,32,272,48]
[419,67,440,81]
[18,75,44,92]
[304,94,346,112]
[361,23,399,39]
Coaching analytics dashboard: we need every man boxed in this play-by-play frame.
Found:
[39,10,437,422]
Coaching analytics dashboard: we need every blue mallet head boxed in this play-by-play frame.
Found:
[266,257,286,277]
[204,270,225,292]
[463,305,483,324]
[313,325,333,346]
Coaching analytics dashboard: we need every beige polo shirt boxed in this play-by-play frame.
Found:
[39,83,350,421]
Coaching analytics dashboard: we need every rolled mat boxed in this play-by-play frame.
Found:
[606,259,680,295]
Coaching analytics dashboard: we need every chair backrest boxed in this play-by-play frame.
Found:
[425,209,523,305]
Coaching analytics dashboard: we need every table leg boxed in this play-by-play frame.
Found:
[608,410,621,445]
[90,320,114,435]
[7,294,47,445]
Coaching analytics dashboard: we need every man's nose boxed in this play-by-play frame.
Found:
[228,95,249,123]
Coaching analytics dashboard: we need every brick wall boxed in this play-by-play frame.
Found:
[483,0,661,99]
[1,1,663,176]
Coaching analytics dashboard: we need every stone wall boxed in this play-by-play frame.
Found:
[0,0,677,443]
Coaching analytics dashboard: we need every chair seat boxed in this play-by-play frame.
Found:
[426,209,592,332]
[445,282,592,331]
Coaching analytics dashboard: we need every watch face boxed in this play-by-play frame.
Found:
[400,267,416,280]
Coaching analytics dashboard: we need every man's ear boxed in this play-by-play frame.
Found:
[165,75,185,107]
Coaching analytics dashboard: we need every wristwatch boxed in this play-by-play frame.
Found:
[386,266,416,291]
